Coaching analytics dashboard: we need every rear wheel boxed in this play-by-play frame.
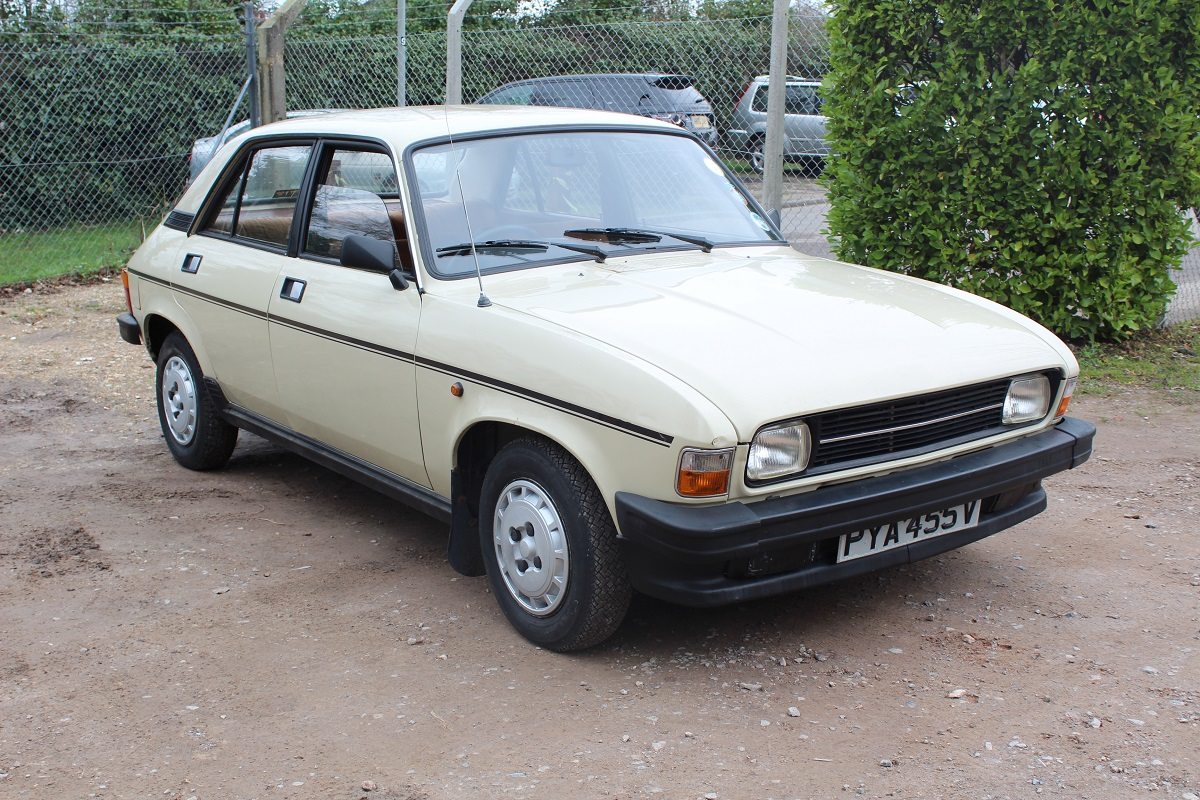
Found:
[749,135,765,174]
[155,332,237,470]
[479,437,631,651]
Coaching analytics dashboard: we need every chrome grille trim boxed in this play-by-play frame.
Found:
[819,402,1004,445]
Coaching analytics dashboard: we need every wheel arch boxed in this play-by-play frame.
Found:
[142,313,180,361]
[446,419,593,578]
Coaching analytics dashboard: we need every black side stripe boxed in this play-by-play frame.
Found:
[129,267,673,447]
[270,314,414,362]
[128,268,266,320]
[417,356,674,446]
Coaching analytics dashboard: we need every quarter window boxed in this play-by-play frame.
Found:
[203,143,313,248]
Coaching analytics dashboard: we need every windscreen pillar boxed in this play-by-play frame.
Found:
[256,0,308,125]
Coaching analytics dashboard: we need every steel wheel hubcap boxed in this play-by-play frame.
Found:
[493,479,569,616]
[161,355,197,445]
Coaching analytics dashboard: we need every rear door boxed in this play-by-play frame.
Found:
[184,140,314,421]
[266,140,429,487]
[784,85,825,156]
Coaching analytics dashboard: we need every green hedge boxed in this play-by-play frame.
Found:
[823,0,1200,340]
[0,42,243,230]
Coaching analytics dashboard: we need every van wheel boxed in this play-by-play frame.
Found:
[156,332,238,470]
[479,437,632,651]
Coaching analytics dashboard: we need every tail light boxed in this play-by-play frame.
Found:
[121,269,134,314]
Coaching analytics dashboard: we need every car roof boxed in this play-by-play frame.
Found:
[249,104,676,143]
[751,75,821,85]
[174,105,682,210]
[507,73,689,83]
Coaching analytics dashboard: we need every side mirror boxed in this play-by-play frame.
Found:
[341,234,408,291]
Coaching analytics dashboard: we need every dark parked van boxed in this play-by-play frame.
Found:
[477,73,717,145]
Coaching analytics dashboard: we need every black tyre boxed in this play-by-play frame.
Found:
[155,332,238,471]
[479,437,632,651]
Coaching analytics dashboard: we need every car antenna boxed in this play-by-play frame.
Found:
[443,103,491,308]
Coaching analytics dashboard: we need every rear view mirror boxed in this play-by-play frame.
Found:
[341,234,396,273]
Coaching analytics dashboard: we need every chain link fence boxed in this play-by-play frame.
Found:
[2,16,1197,326]
[0,35,249,279]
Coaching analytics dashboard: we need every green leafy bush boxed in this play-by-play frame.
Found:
[823,0,1200,340]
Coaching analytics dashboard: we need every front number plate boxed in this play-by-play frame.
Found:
[837,500,982,563]
[690,114,711,129]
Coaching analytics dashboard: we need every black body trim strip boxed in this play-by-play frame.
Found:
[269,314,415,362]
[208,384,452,524]
[129,267,673,446]
[127,267,266,320]
[416,355,674,446]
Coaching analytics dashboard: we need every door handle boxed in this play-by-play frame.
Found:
[181,253,202,274]
[280,277,306,303]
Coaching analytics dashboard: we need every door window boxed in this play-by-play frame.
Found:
[303,147,406,265]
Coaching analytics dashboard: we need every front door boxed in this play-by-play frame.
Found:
[267,143,429,487]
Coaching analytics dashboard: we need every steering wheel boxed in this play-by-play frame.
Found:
[476,225,540,242]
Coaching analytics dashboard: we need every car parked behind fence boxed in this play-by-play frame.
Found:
[476,73,717,147]
[727,76,828,174]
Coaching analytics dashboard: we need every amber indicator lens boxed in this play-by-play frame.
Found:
[121,269,133,314]
[1055,376,1077,419]
[677,448,734,497]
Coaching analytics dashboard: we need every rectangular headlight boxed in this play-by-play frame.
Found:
[747,421,811,482]
[1003,374,1051,424]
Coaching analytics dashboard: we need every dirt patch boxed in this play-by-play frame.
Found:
[5,526,109,577]
[0,282,1197,800]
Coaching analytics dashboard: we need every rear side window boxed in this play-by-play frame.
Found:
[530,80,594,108]
[752,85,822,115]
[203,144,313,249]
[481,83,535,105]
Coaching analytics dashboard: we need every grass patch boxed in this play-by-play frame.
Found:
[0,221,146,286]
[1075,322,1200,394]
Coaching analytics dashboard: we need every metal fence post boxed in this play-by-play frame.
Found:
[762,0,788,219]
[446,0,473,104]
[397,0,407,106]
[244,2,260,128]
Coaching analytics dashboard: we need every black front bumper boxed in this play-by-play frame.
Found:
[116,312,141,345]
[615,417,1095,606]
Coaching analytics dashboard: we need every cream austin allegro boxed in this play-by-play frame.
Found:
[117,106,1095,651]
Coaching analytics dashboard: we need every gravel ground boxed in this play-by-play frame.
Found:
[1,281,1198,800]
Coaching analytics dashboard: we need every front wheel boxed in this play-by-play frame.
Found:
[479,437,632,651]
[155,332,238,470]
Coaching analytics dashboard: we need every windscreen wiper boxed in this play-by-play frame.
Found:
[436,239,606,262]
[563,227,714,253]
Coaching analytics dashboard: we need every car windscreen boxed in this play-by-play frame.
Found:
[409,129,782,279]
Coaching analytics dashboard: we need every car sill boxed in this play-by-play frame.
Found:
[207,380,451,523]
